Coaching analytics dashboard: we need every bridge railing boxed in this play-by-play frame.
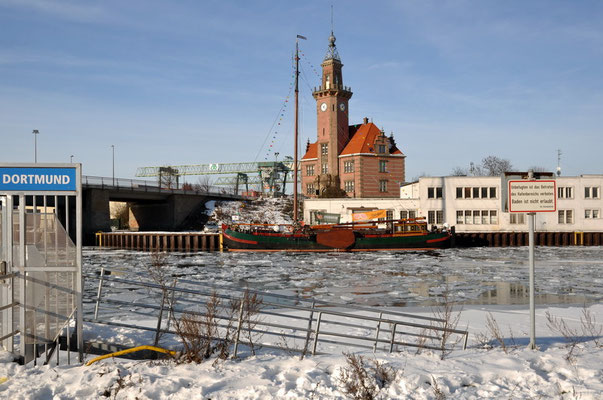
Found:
[82,175,242,198]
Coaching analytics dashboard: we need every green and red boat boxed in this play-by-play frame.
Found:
[221,218,451,252]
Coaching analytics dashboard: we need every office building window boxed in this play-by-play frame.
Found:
[428,187,443,199]
[428,210,435,225]
[510,213,525,224]
[558,209,573,224]
[585,186,600,199]
[436,210,444,224]
[558,186,573,199]
[456,210,464,224]
[490,210,498,224]
[489,187,497,199]
[456,187,463,199]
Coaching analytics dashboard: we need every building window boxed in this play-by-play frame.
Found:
[344,161,354,173]
[344,180,354,193]
[400,210,417,220]
[490,210,498,224]
[464,187,471,198]
[320,143,328,156]
[379,160,387,173]
[473,210,480,224]
[456,187,463,199]
[386,210,393,220]
[436,210,443,224]
[456,211,464,224]
[378,144,386,153]
[321,163,328,174]
[379,180,387,192]
[428,210,435,225]
[481,210,489,224]
[472,187,480,199]
[305,164,314,176]
[481,187,488,198]
[585,186,600,199]
[585,209,599,219]
[465,210,472,224]
[489,187,497,199]
[306,183,315,195]
[558,209,573,224]
[428,187,443,199]
[558,186,573,199]
[510,213,525,224]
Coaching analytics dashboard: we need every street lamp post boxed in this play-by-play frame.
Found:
[33,130,39,163]
[70,155,74,163]
[111,145,115,186]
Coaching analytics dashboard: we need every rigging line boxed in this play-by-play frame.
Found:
[299,65,317,99]
[253,68,296,162]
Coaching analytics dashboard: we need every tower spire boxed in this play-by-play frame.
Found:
[324,6,340,61]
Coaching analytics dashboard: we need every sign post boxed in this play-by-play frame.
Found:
[507,170,556,350]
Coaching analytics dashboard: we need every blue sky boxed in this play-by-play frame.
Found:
[1,0,602,181]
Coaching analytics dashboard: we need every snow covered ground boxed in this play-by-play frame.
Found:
[1,200,601,398]
[0,303,601,399]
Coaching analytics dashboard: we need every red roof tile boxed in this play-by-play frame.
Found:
[340,122,403,156]
[302,142,317,160]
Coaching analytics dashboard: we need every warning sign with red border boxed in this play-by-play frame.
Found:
[508,180,557,213]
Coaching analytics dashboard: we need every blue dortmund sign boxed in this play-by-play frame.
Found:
[0,167,77,191]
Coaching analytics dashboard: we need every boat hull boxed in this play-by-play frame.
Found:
[222,227,451,252]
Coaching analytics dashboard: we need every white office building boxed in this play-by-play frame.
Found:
[304,175,603,234]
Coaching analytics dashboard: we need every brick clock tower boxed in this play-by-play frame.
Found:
[312,32,352,195]
[301,31,406,199]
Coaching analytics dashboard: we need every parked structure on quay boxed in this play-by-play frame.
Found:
[304,174,603,246]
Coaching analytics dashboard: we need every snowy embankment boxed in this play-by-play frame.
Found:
[1,304,601,399]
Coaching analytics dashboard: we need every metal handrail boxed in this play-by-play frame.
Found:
[88,267,469,357]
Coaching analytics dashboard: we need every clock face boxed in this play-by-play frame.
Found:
[320,102,328,112]
[339,103,346,111]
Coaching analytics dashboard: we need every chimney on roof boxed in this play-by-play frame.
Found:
[363,117,369,124]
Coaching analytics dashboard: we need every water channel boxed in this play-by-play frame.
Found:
[83,246,603,308]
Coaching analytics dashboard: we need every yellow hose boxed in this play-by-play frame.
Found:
[85,345,177,366]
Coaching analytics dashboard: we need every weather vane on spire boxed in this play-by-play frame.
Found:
[324,5,340,61]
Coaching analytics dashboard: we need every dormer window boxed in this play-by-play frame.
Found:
[378,144,386,153]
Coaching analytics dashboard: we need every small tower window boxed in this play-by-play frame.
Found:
[325,75,330,89]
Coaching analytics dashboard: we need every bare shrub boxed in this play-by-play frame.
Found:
[545,311,579,364]
[580,305,602,347]
[430,375,446,400]
[485,312,507,354]
[414,328,429,355]
[430,287,464,360]
[171,293,220,364]
[336,352,397,400]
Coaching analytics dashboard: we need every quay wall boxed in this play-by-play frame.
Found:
[454,231,603,247]
[95,230,603,252]
[96,232,221,251]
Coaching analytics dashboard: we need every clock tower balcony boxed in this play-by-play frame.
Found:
[312,84,353,100]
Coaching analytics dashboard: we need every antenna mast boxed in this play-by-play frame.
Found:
[556,149,562,176]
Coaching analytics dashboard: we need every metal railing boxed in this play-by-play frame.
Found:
[87,267,469,358]
[82,175,242,198]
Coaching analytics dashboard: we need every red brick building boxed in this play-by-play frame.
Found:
[301,32,405,198]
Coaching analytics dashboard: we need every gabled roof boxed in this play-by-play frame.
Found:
[301,142,317,160]
[340,122,404,156]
